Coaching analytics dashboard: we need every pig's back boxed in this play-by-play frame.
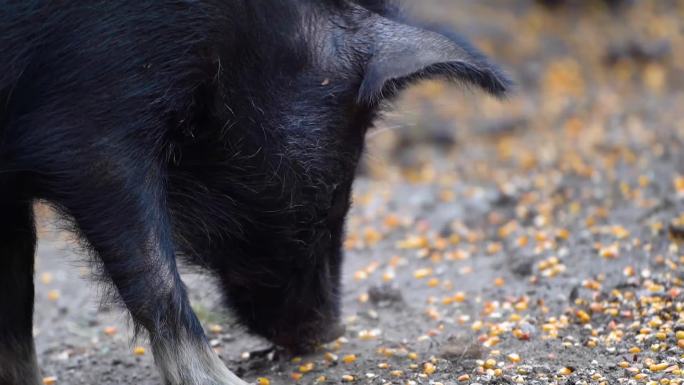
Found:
[0,0,248,190]
[0,1,226,158]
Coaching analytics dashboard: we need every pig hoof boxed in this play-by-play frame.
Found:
[154,335,249,385]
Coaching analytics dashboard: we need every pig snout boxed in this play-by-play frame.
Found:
[272,321,346,353]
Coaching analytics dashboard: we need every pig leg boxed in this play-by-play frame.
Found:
[0,199,40,385]
[60,166,247,385]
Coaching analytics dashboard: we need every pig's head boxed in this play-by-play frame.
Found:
[192,0,510,352]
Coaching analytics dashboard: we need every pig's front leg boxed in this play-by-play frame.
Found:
[56,159,247,385]
[0,199,40,385]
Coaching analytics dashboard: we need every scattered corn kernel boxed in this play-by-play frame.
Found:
[423,362,436,375]
[324,352,338,362]
[40,273,54,285]
[342,354,357,364]
[558,367,573,375]
[576,310,591,323]
[299,362,315,373]
[47,290,60,301]
[414,268,433,279]
[508,353,522,363]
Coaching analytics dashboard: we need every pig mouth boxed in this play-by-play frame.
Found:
[271,322,346,353]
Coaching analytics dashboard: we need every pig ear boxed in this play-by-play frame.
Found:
[357,19,511,104]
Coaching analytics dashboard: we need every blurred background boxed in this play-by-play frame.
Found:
[364,0,684,185]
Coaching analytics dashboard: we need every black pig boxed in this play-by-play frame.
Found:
[0,1,509,384]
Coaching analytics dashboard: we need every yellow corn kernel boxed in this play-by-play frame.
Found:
[323,352,337,362]
[414,268,432,279]
[342,354,357,364]
[47,290,60,301]
[558,367,573,375]
[299,362,315,373]
[507,353,521,363]
[576,310,591,323]
[423,362,436,375]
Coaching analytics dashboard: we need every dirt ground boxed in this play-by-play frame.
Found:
[33,1,684,384]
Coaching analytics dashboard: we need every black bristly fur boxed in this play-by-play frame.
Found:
[0,0,509,383]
